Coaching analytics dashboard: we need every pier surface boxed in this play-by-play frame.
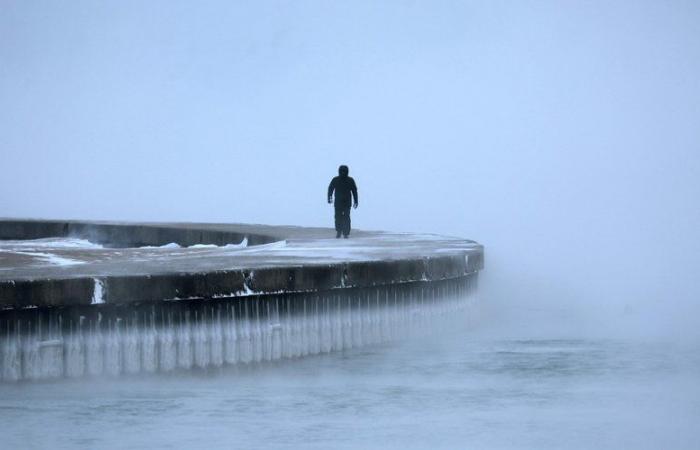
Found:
[0,219,483,307]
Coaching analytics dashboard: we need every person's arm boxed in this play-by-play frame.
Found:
[351,178,358,208]
[327,178,335,203]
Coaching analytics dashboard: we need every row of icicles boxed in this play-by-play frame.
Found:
[1,287,475,382]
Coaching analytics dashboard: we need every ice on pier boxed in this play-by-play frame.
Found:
[0,277,476,382]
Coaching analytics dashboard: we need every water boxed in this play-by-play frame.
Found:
[1,309,698,449]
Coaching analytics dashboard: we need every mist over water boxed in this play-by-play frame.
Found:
[1,309,699,449]
[1,0,700,448]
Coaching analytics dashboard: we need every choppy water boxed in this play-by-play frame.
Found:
[2,304,699,450]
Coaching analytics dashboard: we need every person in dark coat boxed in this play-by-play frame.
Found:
[327,165,358,238]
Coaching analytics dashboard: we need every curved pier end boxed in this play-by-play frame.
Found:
[0,219,483,381]
[0,219,483,308]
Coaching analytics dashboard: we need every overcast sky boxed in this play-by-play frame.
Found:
[2,0,699,335]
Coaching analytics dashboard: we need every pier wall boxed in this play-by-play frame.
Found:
[0,220,484,381]
[1,275,477,381]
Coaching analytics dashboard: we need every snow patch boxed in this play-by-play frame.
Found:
[0,237,103,251]
[142,238,248,250]
[10,251,85,266]
[91,279,104,304]
[236,240,286,252]
[225,237,248,249]
[138,242,182,249]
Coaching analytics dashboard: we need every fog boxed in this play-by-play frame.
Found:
[2,2,700,336]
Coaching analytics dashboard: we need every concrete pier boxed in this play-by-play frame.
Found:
[0,219,483,381]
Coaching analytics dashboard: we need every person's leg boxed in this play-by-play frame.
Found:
[334,207,342,238]
[343,207,351,237]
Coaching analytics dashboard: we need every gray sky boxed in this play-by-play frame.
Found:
[2,1,699,335]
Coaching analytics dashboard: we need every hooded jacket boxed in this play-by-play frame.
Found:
[327,166,358,208]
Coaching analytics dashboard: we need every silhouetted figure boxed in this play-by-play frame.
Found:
[327,165,358,238]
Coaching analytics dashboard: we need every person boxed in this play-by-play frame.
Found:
[327,165,358,238]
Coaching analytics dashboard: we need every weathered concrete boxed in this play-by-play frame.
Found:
[0,219,483,307]
[0,219,484,381]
